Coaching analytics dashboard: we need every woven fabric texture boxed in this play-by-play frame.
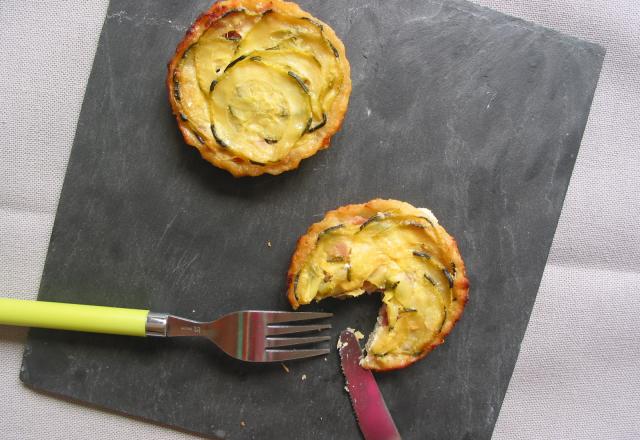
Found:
[1,1,639,438]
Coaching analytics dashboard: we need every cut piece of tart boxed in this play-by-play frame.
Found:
[167,0,352,177]
[287,199,469,371]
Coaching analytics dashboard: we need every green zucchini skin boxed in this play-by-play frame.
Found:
[173,72,181,101]
[210,124,229,148]
[413,251,431,259]
[224,55,247,72]
[220,8,245,19]
[438,310,448,333]
[424,274,436,286]
[359,213,384,230]
[304,117,313,133]
[300,16,324,30]
[328,41,339,58]
[308,113,327,133]
[317,224,345,242]
[287,70,310,94]
[443,268,454,288]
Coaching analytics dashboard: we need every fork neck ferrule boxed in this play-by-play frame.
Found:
[145,312,169,337]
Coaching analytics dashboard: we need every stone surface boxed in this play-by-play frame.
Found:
[20,0,603,439]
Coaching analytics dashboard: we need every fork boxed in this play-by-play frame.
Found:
[0,298,332,362]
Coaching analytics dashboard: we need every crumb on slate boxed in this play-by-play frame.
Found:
[281,363,289,373]
[266,240,272,247]
[346,327,364,340]
[301,374,307,381]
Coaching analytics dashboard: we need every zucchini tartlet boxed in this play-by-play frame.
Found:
[167,0,352,177]
[287,200,469,371]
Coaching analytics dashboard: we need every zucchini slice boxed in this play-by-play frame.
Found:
[209,57,311,163]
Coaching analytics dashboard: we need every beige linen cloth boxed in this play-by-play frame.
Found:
[1,1,638,438]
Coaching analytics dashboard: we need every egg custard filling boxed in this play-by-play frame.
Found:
[168,1,351,176]
[287,200,469,371]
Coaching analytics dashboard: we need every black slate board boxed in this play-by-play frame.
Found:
[21,0,604,439]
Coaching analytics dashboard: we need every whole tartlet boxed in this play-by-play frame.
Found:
[167,0,352,177]
[287,199,469,371]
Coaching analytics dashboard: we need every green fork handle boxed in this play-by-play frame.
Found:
[0,298,150,337]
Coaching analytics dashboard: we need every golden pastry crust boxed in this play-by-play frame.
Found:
[286,199,469,371]
[167,0,352,177]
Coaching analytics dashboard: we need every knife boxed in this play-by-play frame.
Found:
[339,330,402,440]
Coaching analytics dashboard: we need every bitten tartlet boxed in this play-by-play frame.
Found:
[287,199,469,371]
[167,0,352,176]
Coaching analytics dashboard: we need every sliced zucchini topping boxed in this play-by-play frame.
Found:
[224,55,248,72]
[210,124,228,148]
[359,212,386,230]
[317,223,345,242]
[221,8,245,19]
[308,113,327,132]
[173,72,181,101]
[174,9,344,164]
[443,268,454,288]
[210,57,311,163]
[330,43,339,58]
[295,212,455,361]
[288,71,310,94]
[424,274,436,286]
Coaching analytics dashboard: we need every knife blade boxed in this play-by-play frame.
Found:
[338,330,401,440]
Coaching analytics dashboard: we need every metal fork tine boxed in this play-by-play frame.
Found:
[265,335,330,348]
[266,323,331,336]
[265,311,333,324]
[265,348,330,361]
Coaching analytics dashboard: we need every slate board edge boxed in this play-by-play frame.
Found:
[18,378,223,440]
[487,50,605,428]
[455,0,605,57]
[17,0,607,438]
